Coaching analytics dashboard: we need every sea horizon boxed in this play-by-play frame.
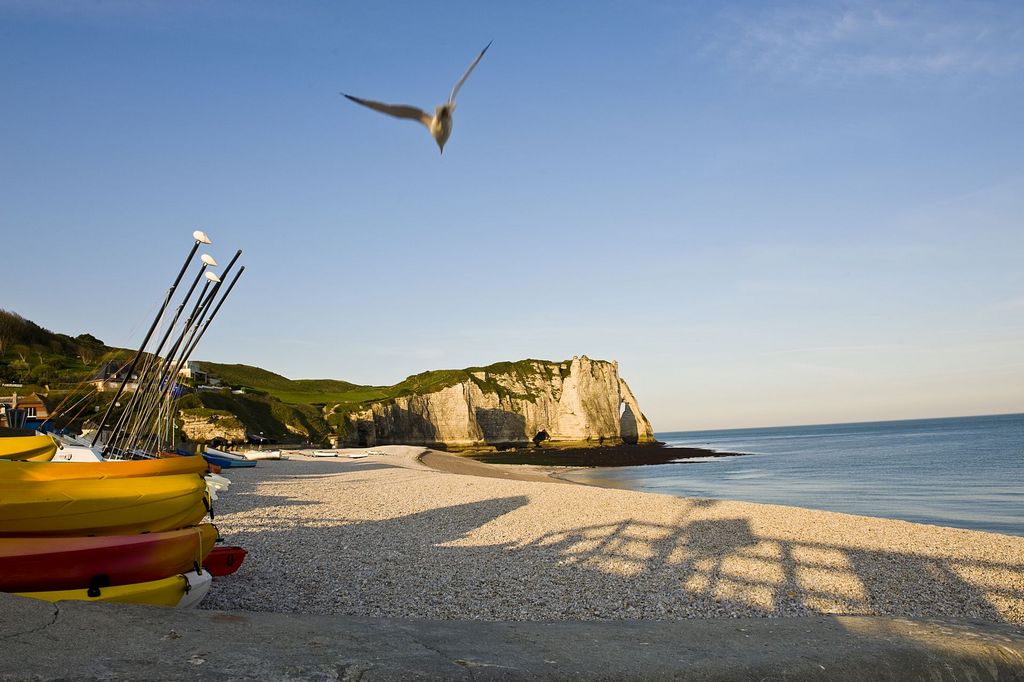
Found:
[562,413,1024,537]
[659,411,1024,439]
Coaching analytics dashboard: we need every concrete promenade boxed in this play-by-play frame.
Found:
[2,593,1023,680]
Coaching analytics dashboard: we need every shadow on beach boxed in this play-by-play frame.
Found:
[202,460,1024,626]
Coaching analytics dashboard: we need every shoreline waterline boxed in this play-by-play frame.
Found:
[546,414,1024,537]
[421,446,1022,539]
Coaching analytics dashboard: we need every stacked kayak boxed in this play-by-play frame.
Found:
[11,446,231,504]
[0,474,210,536]
[2,454,209,481]
[0,438,237,608]
[17,571,212,607]
[0,524,218,591]
[0,435,58,462]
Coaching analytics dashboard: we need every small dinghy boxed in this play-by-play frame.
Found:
[206,447,249,461]
[312,450,338,457]
[348,452,368,459]
[240,449,282,461]
[203,452,256,469]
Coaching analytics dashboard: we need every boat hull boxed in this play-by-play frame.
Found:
[177,569,212,608]
[241,450,281,460]
[205,447,248,461]
[0,474,210,536]
[0,435,57,462]
[203,453,256,468]
[50,444,104,462]
[0,524,218,592]
[203,545,247,577]
[16,573,190,607]
[0,456,209,481]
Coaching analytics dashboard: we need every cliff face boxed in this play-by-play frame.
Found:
[333,356,655,450]
[178,409,247,444]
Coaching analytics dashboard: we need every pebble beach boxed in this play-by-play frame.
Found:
[202,446,1024,625]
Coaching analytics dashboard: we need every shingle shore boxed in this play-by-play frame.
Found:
[201,446,1024,624]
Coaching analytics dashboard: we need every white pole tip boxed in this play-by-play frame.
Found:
[200,254,218,266]
[205,272,222,283]
[193,230,212,244]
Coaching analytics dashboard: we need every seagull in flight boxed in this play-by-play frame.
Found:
[342,41,491,154]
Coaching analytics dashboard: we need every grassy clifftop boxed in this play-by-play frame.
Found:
[197,358,582,442]
[199,358,572,410]
[1,310,599,446]
[194,358,585,444]
[199,362,372,404]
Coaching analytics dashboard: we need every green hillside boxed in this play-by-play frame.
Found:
[199,361,380,405]
[0,309,128,387]
[197,358,568,411]
[195,357,574,441]
[0,311,333,443]
[1,310,579,446]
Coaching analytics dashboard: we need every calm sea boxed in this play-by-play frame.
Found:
[561,413,1024,536]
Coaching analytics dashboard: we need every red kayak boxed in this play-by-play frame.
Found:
[0,524,218,592]
[203,545,247,576]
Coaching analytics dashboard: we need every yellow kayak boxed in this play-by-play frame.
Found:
[15,573,188,607]
[0,474,210,536]
[0,435,57,462]
[0,455,209,481]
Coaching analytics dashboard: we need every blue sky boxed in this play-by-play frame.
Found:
[1,1,1022,430]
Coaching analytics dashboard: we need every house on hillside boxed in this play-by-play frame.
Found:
[178,361,208,385]
[88,361,139,392]
[0,392,54,429]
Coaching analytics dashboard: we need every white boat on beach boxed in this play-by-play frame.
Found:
[205,447,248,461]
[312,450,338,457]
[240,449,282,461]
[348,452,368,459]
[50,444,105,462]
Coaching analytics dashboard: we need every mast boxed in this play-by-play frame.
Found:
[91,230,211,447]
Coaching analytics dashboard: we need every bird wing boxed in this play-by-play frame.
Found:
[448,41,492,105]
[342,94,432,127]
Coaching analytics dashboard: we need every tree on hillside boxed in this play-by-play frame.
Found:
[74,334,104,366]
[0,310,53,353]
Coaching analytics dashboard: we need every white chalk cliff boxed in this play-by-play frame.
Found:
[333,356,655,450]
